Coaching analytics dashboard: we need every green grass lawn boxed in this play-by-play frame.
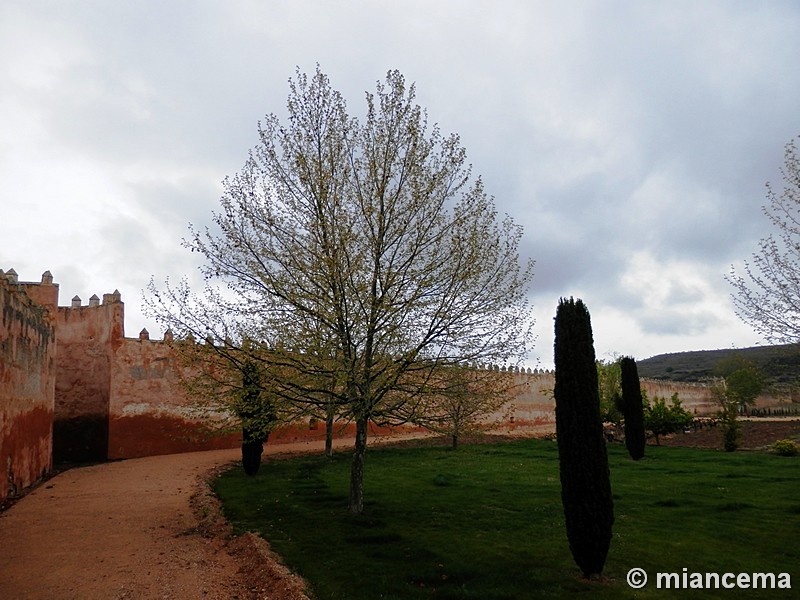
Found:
[213,439,799,599]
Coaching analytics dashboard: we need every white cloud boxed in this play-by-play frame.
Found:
[1,0,798,366]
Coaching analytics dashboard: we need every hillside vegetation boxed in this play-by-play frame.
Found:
[637,343,800,386]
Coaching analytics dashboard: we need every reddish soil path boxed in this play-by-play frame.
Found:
[0,448,243,599]
[0,435,376,600]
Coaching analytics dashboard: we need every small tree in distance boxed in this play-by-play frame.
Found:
[644,393,693,445]
[620,356,645,460]
[711,381,742,452]
[412,365,518,449]
[553,297,614,580]
[714,355,765,416]
[596,359,623,426]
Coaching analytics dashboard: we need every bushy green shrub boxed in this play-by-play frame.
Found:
[644,393,693,445]
[719,402,741,453]
[772,439,799,456]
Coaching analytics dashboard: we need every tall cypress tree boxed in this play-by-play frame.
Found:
[554,298,614,580]
[620,356,645,461]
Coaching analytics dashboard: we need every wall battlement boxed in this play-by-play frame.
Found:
[2,269,239,472]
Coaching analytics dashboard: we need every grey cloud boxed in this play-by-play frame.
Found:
[664,279,705,306]
[2,0,800,365]
[638,308,723,338]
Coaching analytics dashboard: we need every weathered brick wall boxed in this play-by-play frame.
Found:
[485,367,751,436]
[108,332,239,459]
[52,293,123,462]
[640,378,717,415]
[5,266,791,475]
[0,272,56,503]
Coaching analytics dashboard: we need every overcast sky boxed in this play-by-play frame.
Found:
[2,1,798,369]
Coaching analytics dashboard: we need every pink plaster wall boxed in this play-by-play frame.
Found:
[487,372,557,434]
[6,266,790,480]
[485,368,743,437]
[640,379,716,415]
[52,296,123,462]
[108,335,239,459]
[0,275,56,503]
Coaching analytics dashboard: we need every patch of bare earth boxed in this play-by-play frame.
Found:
[0,434,432,600]
[657,418,800,450]
[191,463,310,600]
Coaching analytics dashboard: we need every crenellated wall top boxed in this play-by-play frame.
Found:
[68,289,122,308]
[125,327,174,343]
[1,268,59,314]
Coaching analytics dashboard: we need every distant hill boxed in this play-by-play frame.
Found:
[637,344,800,386]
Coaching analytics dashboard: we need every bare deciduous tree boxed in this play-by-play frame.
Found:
[728,136,800,344]
[146,67,535,514]
[410,365,519,449]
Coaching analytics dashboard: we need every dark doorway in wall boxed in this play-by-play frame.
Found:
[53,414,108,464]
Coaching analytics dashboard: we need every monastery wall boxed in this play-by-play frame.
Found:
[2,270,239,475]
[483,371,556,434]
[0,271,56,503]
[52,293,123,462]
[640,377,784,414]
[108,331,239,459]
[485,368,733,437]
[53,295,239,461]
[640,379,716,415]
[3,268,794,502]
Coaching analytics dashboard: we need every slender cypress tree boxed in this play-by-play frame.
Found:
[620,356,645,460]
[553,298,614,580]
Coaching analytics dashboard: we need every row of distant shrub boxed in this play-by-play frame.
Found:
[750,406,800,417]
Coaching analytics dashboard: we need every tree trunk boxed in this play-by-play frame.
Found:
[242,429,267,476]
[452,434,458,449]
[349,416,368,514]
[325,409,335,458]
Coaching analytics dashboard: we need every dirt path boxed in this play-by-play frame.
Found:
[0,435,379,600]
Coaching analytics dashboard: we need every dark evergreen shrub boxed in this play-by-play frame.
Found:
[239,360,270,476]
[553,298,614,579]
[620,356,645,460]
